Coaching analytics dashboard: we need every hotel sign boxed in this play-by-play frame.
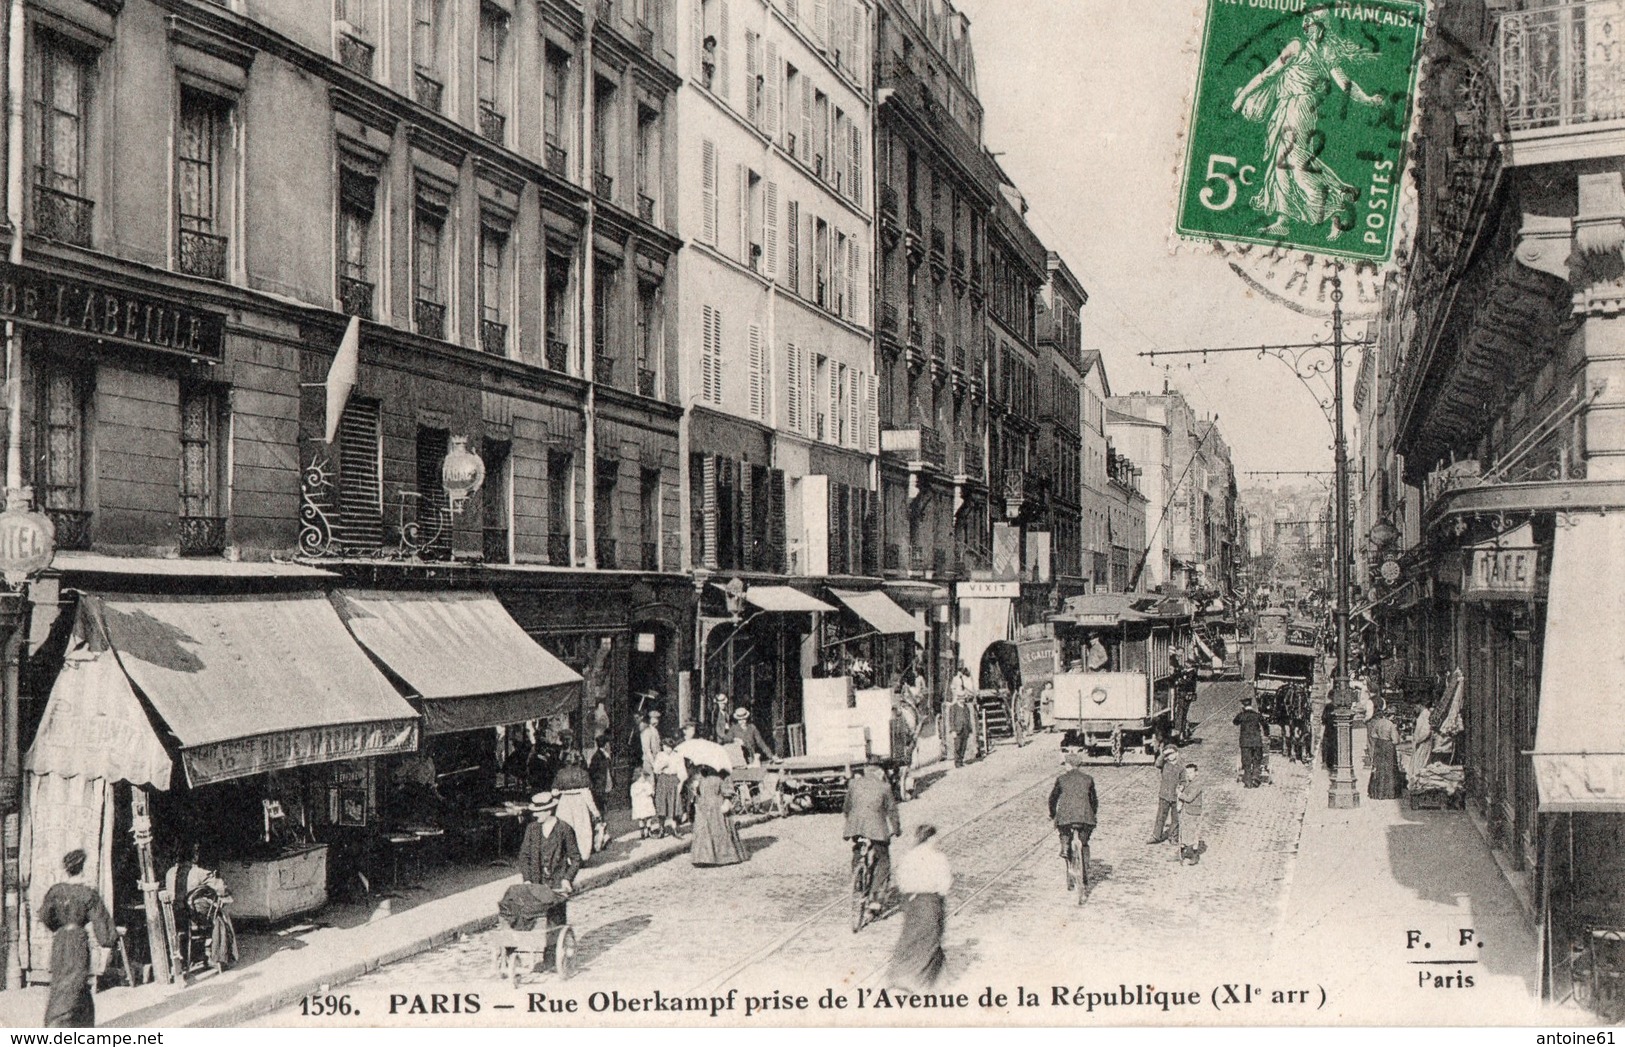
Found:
[0,261,225,362]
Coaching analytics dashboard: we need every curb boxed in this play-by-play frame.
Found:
[114,810,781,1029]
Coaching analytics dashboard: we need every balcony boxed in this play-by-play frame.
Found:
[338,33,374,76]
[906,207,924,267]
[1498,0,1625,156]
[969,373,986,404]
[481,318,508,356]
[478,105,506,145]
[638,193,657,223]
[881,426,946,471]
[637,366,658,398]
[969,261,985,305]
[44,507,91,551]
[635,23,655,52]
[546,337,570,373]
[33,184,93,247]
[177,515,226,556]
[879,300,900,336]
[547,531,571,566]
[906,316,926,372]
[178,227,228,280]
[930,227,947,282]
[930,333,949,385]
[956,440,984,479]
[952,344,968,397]
[545,140,568,177]
[596,536,617,569]
[908,549,927,576]
[951,246,967,294]
[594,355,616,386]
[483,526,510,564]
[339,276,374,319]
[415,298,447,340]
[413,69,444,111]
[884,544,903,572]
[641,540,659,571]
[595,171,614,200]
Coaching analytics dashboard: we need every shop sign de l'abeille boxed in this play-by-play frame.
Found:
[0,260,225,362]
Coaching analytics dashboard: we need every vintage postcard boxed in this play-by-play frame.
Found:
[0,0,1616,1034]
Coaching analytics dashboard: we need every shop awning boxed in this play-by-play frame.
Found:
[829,589,923,636]
[81,592,420,788]
[743,585,836,614]
[26,647,172,789]
[1533,513,1625,812]
[333,590,582,735]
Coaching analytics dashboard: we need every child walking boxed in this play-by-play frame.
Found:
[1176,763,1206,866]
[630,766,658,838]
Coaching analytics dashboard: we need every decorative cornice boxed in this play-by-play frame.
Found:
[330,85,399,136]
[407,123,469,171]
[167,14,257,69]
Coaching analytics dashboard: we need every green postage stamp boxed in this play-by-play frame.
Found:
[1176,0,1427,263]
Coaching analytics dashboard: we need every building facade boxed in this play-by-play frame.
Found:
[1080,350,1112,591]
[1035,251,1086,591]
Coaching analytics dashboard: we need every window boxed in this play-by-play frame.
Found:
[33,356,88,521]
[412,0,445,109]
[592,77,616,199]
[544,248,573,371]
[813,90,829,179]
[477,4,510,142]
[814,217,829,308]
[179,383,229,555]
[414,426,452,559]
[479,220,510,354]
[636,280,662,398]
[543,46,571,173]
[593,260,617,385]
[813,353,830,440]
[636,104,660,221]
[176,89,231,280]
[482,438,511,562]
[546,450,573,564]
[336,0,376,76]
[337,158,378,317]
[784,64,801,154]
[639,467,661,570]
[31,33,93,247]
[698,0,726,96]
[336,398,382,550]
[414,186,449,339]
[742,167,762,269]
[595,460,618,568]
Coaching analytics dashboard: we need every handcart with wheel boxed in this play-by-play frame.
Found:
[492,883,577,986]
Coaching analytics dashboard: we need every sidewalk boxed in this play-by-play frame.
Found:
[0,812,776,1030]
[1267,726,1581,1025]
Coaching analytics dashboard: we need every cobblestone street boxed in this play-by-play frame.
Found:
[255,682,1330,1026]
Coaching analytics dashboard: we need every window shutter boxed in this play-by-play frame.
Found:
[800,78,812,164]
[737,163,750,263]
[712,308,725,404]
[745,31,759,124]
[814,0,828,46]
[764,180,779,281]
[786,0,798,24]
[786,343,803,433]
[860,486,878,576]
[866,372,879,451]
[834,114,847,194]
[693,0,704,76]
[835,234,847,318]
[786,200,800,293]
[718,1,731,99]
[768,467,787,574]
[828,361,839,444]
[702,139,718,244]
[764,41,780,139]
[702,453,719,568]
[848,367,859,447]
[804,211,815,301]
[849,122,862,207]
[748,322,764,418]
[807,354,819,442]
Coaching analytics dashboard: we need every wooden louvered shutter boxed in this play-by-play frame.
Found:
[740,461,756,570]
[702,453,719,568]
[748,322,764,419]
[702,139,718,244]
[745,31,759,124]
[866,372,879,451]
[337,399,383,549]
[849,122,863,207]
[718,0,731,99]
[764,180,779,281]
[814,0,827,47]
[786,200,800,293]
[764,41,780,139]
[738,163,750,263]
[786,343,803,433]
[860,487,878,576]
[848,368,860,448]
[768,467,787,574]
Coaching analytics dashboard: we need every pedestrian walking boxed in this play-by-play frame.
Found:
[1176,764,1207,866]
[1148,741,1182,844]
[948,666,975,766]
[717,706,776,766]
[639,709,663,777]
[38,849,114,1028]
[1321,700,1339,772]
[552,750,603,861]
[652,736,686,838]
[1049,752,1099,892]
[885,824,951,990]
[690,766,747,867]
[1366,707,1401,800]
[587,734,613,815]
[1234,698,1268,788]
[629,766,658,837]
[517,792,580,927]
[844,760,902,918]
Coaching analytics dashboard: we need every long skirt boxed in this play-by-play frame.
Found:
[690,797,746,866]
[654,774,683,820]
[1178,811,1203,850]
[885,892,946,989]
[44,926,94,1028]
[1367,738,1401,800]
[556,789,599,861]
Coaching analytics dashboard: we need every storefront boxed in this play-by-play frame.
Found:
[822,588,926,693]
[700,583,833,751]
[20,590,420,982]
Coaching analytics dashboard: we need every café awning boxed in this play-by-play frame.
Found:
[743,585,836,614]
[1533,513,1625,812]
[333,590,582,735]
[80,592,420,788]
[829,589,923,637]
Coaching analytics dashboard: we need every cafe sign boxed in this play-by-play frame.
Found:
[0,260,225,362]
[1462,525,1539,601]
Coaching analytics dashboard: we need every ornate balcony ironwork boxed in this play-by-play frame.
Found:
[337,33,374,77]
[881,426,946,470]
[1499,1,1625,132]
[546,337,570,373]
[957,440,984,478]
[595,171,614,200]
[33,184,93,247]
[905,207,924,267]
[969,374,986,404]
[481,318,508,355]
[951,246,967,294]
[637,366,658,398]
[884,544,903,572]
[483,526,510,564]
[339,276,374,319]
[641,541,659,571]
[879,301,900,335]
[880,184,899,219]
[599,0,613,18]
[478,105,506,144]
[908,549,927,576]
[178,515,226,556]
[545,140,568,176]
[594,355,616,386]
[931,333,949,385]
[638,193,656,223]
[596,535,617,569]
[636,23,655,52]
[547,531,571,565]
[930,227,947,282]
[415,298,447,340]
[178,227,228,280]
[45,507,92,551]
[414,69,444,110]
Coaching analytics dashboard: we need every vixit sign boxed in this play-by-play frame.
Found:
[1176,0,1426,263]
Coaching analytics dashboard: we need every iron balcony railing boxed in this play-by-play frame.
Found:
[339,276,374,319]
[478,105,506,144]
[638,193,656,223]
[596,535,617,569]
[178,515,226,556]
[338,33,374,77]
[33,184,93,247]
[637,366,658,398]
[178,227,228,280]
[44,507,92,551]
[415,298,447,340]
[547,531,571,565]
[1499,0,1625,131]
[481,318,508,355]
[545,140,568,176]
[880,426,946,469]
[595,171,614,200]
[594,355,616,386]
[414,69,444,111]
[879,301,900,334]
[641,540,659,571]
[546,337,570,373]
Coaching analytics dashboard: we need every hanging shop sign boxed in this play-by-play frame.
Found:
[0,507,55,585]
[0,261,226,362]
[957,581,1019,600]
[440,436,487,513]
[1462,526,1540,601]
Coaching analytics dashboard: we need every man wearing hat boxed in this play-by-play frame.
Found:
[716,705,777,766]
[1148,741,1182,844]
[517,791,581,927]
[843,759,901,918]
[1049,751,1100,892]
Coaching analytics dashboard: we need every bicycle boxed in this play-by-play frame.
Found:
[850,838,882,932]
[1061,825,1090,906]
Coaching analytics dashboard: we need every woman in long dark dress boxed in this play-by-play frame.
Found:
[689,766,746,867]
[886,824,951,989]
[1321,701,1339,772]
[1366,711,1401,799]
[39,849,114,1028]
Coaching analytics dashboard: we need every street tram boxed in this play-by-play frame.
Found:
[1046,594,1187,764]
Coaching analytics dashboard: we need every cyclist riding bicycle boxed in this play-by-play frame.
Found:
[843,759,901,920]
[1049,751,1099,892]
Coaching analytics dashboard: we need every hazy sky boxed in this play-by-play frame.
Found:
[953,0,1360,478]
